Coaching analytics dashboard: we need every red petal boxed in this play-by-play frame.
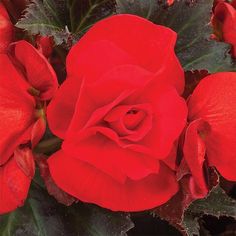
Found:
[63,126,159,183]
[67,14,184,93]
[48,150,178,212]
[0,156,31,214]
[162,141,178,171]
[31,117,46,147]
[67,40,135,83]
[10,40,58,100]
[47,78,80,139]
[183,119,209,198]
[14,147,35,178]
[0,3,14,53]
[188,72,236,181]
[0,54,35,165]
[0,3,10,19]
[133,86,187,159]
[66,65,153,133]
[214,2,236,46]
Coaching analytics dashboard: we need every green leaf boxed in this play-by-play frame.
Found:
[68,0,116,35]
[116,0,236,72]
[0,183,134,236]
[182,186,236,236]
[116,0,159,20]
[16,0,71,45]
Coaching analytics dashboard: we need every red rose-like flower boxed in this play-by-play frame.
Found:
[183,72,236,197]
[212,0,236,57]
[47,14,187,211]
[0,3,14,53]
[0,40,58,214]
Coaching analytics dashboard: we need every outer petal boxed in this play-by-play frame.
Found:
[0,54,35,165]
[10,40,58,100]
[188,72,236,181]
[0,156,32,214]
[48,150,178,212]
[67,14,184,93]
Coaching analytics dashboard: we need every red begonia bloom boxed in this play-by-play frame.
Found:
[183,72,236,197]
[47,14,187,212]
[0,40,58,214]
[0,3,14,53]
[212,0,236,57]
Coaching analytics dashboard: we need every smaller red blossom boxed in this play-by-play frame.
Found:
[182,72,236,198]
[0,40,58,214]
[0,3,14,53]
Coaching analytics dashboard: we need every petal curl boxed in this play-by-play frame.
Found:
[183,119,209,198]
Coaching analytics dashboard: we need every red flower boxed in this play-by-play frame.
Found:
[0,40,58,214]
[0,3,14,53]
[212,0,236,57]
[47,14,187,212]
[183,72,236,197]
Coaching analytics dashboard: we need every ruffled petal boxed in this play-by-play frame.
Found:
[188,72,236,181]
[67,14,184,93]
[48,150,178,212]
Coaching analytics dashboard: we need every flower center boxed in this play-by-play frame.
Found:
[124,109,146,130]
[104,103,153,141]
